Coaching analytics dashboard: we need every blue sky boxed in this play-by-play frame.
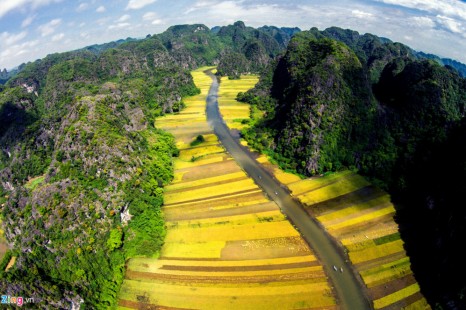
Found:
[1,0,466,69]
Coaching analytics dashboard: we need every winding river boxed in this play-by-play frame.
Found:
[204,69,372,310]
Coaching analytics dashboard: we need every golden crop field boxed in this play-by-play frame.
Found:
[287,170,354,195]
[373,283,421,309]
[119,279,335,310]
[325,205,396,231]
[361,257,412,287]
[206,62,430,310]
[247,161,431,309]
[118,67,337,310]
[298,173,371,206]
[217,75,259,130]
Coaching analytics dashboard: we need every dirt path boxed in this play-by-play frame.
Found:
[204,69,372,310]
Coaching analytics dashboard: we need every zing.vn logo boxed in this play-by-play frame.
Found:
[1,295,33,307]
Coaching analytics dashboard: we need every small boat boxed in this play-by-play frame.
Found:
[340,267,343,273]
[333,265,337,271]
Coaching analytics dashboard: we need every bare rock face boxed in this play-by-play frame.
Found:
[120,204,132,226]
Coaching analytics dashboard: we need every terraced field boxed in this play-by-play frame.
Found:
[217,75,259,131]
[257,154,431,310]
[118,67,337,309]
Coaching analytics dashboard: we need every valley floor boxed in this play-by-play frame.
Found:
[118,66,431,310]
[117,67,337,309]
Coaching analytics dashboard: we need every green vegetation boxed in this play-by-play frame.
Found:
[157,21,291,78]
[240,27,466,309]
[190,134,205,147]
[0,33,196,309]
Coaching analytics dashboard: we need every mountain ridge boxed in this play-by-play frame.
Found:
[4,22,464,84]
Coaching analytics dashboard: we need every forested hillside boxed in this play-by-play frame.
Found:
[0,21,299,309]
[240,28,466,309]
[0,35,200,308]
[158,21,296,78]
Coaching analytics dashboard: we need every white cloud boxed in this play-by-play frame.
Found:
[52,32,65,42]
[184,1,287,25]
[377,0,466,20]
[76,2,89,12]
[126,0,157,10]
[436,15,463,33]
[0,39,38,68]
[352,9,374,19]
[38,18,61,37]
[0,0,61,18]
[96,5,106,13]
[0,31,28,45]
[184,0,216,14]
[411,16,435,28]
[142,11,157,21]
[51,33,64,42]
[117,14,131,22]
[21,15,35,28]
[142,11,164,25]
[108,22,131,30]
[80,32,90,39]
[97,17,111,27]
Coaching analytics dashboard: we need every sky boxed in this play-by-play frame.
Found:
[1,0,466,70]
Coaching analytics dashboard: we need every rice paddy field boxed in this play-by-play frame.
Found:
[118,67,337,309]
[217,75,259,131]
[219,73,431,309]
[263,169,431,310]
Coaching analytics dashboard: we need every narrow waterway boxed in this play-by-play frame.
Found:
[204,69,372,310]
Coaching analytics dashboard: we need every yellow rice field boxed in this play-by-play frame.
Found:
[167,210,285,229]
[165,221,299,243]
[361,257,412,287]
[349,240,405,264]
[128,255,318,270]
[287,170,354,195]
[218,75,259,130]
[120,279,335,310]
[164,178,258,205]
[118,67,336,309]
[208,64,430,310]
[165,171,246,191]
[206,58,431,310]
[298,174,371,205]
[255,154,303,185]
[373,283,421,309]
[161,241,226,259]
[245,163,431,309]
[325,205,396,231]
